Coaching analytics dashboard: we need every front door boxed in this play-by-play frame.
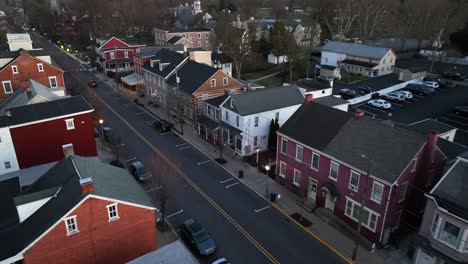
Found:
[308,178,317,201]
[324,191,335,212]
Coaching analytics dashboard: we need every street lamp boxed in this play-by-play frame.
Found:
[256,148,260,164]
[99,119,104,136]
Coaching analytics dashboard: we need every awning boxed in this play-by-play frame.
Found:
[121,73,145,86]
[198,115,220,131]
[321,182,339,198]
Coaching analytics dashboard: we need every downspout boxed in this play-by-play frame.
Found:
[379,183,395,246]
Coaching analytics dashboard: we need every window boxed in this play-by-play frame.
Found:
[124,51,129,58]
[253,136,258,147]
[349,171,360,192]
[205,33,208,38]
[198,41,201,47]
[107,203,119,221]
[398,182,408,202]
[4,161,11,169]
[223,77,228,86]
[329,161,339,181]
[189,37,192,42]
[254,116,259,127]
[410,158,417,172]
[11,65,18,74]
[311,153,320,171]
[225,110,229,121]
[431,214,439,235]
[65,216,78,235]
[344,198,379,232]
[37,63,44,72]
[205,40,209,48]
[65,119,75,130]
[202,93,208,100]
[371,181,384,204]
[110,52,115,59]
[279,161,286,177]
[295,145,303,161]
[293,169,301,187]
[2,81,12,94]
[183,33,186,38]
[281,138,288,154]
[198,33,201,39]
[394,211,402,230]
[275,112,279,121]
[236,115,239,127]
[211,79,216,87]
[49,76,58,88]
[438,220,462,248]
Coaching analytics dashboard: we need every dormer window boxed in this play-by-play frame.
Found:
[65,216,78,235]
[211,79,216,87]
[11,65,18,74]
[223,77,228,86]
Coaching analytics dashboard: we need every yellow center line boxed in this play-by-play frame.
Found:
[71,72,280,264]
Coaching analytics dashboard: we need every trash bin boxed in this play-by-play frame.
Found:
[102,127,112,141]
[270,193,277,202]
[238,170,244,178]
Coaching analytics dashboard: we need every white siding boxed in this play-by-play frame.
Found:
[17,197,53,222]
[321,51,346,67]
[0,127,19,175]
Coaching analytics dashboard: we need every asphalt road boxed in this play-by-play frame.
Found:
[30,33,346,264]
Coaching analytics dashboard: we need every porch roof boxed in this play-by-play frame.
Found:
[341,59,378,69]
[198,115,219,131]
[106,58,133,64]
[221,121,242,134]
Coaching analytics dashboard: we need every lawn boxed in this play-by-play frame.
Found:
[256,76,284,88]
[346,74,370,83]
[241,67,281,81]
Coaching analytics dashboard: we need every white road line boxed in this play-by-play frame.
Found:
[220,178,234,184]
[226,182,240,189]
[197,160,211,165]
[439,117,468,127]
[176,143,189,147]
[146,186,163,193]
[254,206,271,213]
[178,146,191,150]
[146,121,154,125]
[166,209,184,218]
[160,131,173,135]
[124,157,136,163]
[450,114,468,121]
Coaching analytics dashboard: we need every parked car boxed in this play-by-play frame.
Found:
[180,218,216,256]
[212,258,230,264]
[368,99,392,109]
[153,119,172,132]
[338,89,357,99]
[453,106,468,118]
[393,91,413,100]
[405,84,434,95]
[442,71,465,81]
[88,80,97,87]
[421,81,440,89]
[382,92,406,102]
[357,85,374,94]
[129,161,151,182]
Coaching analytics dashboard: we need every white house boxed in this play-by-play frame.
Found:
[220,85,304,156]
[320,41,396,78]
[211,50,233,76]
[268,50,288,65]
[0,126,19,175]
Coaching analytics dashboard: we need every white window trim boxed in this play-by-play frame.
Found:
[370,181,384,204]
[65,215,79,235]
[293,169,301,187]
[281,138,288,154]
[279,161,286,178]
[329,161,339,181]
[410,158,417,172]
[223,77,228,85]
[295,145,303,162]
[349,171,360,192]
[344,197,380,232]
[436,218,463,250]
[49,76,58,88]
[37,63,44,72]
[11,65,18,74]
[211,79,216,87]
[398,182,408,203]
[311,153,320,171]
[2,80,13,94]
[107,203,120,221]
[65,118,75,130]
[124,51,129,58]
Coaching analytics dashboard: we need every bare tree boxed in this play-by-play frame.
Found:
[317,0,360,41]
[355,0,389,43]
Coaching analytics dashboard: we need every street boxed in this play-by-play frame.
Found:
[31,33,347,264]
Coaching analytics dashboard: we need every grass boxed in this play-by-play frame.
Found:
[346,74,370,83]
[256,76,283,88]
[241,67,281,81]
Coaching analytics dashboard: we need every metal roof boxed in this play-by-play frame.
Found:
[322,41,391,60]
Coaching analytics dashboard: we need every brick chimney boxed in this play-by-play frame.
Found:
[19,49,29,56]
[80,178,94,193]
[425,130,439,164]
[26,88,33,100]
[62,143,75,157]
[304,93,313,103]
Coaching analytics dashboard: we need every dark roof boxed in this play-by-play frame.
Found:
[197,115,219,131]
[278,102,426,183]
[322,41,391,59]
[333,73,402,94]
[134,47,164,58]
[0,49,49,59]
[0,96,93,128]
[160,27,211,33]
[142,49,186,78]
[205,94,228,107]
[167,61,218,94]
[211,52,232,64]
[436,139,468,162]
[406,119,456,135]
[296,78,331,91]
[222,86,304,116]
[341,59,378,68]
[106,58,133,64]
[0,177,20,229]
[320,65,337,70]
[167,35,183,44]
[314,96,349,107]
[431,159,468,219]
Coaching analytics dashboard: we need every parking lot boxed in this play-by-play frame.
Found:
[351,81,468,131]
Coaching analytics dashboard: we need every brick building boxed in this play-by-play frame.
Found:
[154,27,214,50]
[96,37,145,75]
[0,155,157,263]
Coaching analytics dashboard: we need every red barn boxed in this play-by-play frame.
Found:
[0,156,157,264]
[96,37,145,75]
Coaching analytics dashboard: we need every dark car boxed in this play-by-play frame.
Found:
[338,89,357,100]
[356,85,374,94]
[180,218,216,256]
[88,80,97,87]
[453,106,468,118]
[153,119,172,132]
[442,72,465,81]
[405,84,433,95]
[129,161,151,182]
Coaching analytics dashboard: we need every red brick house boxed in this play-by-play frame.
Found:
[96,37,145,75]
[0,155,157,263]
[0,96,97,174]
[275,102,446,247]
[154,28,214,50]
[0,49,65,101]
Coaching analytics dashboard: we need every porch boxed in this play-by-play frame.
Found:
[197,115,221,145]
[103,58,134,73]
[221,122,243,155]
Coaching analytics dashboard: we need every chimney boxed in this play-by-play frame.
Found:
[62,143,75,157]
[217,61,222,69]
[80,178,94,194]
[426,130,439,163]
[354,111,365,119]
[5,109,11,117]
[183,45,187,52]
[304,93,313,103]
[26,88,32,100]
[19,49,29,56]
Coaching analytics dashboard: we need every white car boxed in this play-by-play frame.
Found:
[393,91,413,99]
[421,81,439,89]
[212,258,230,264]
[382,93,405,102]
[368,99,392,109]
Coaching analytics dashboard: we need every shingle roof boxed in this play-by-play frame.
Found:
[333,73,402,94]
[211,52,232,64]
[0,177,20,230]
[314,96,349,107]
[406,119,457,135]
[322,41,391,60]
[278,102,426,183]
[134,46,164,58]
[167,61,218,94]
[205,94,228,107]
[222,85,304,116]
[142,48,187,78]
[296,78,331,91]
[0,96,93,128]
[0,49,49,59]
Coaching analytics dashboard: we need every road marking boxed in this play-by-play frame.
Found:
[226,182,240,189]
[176,143,189,147]
[450,114,468,121]
[354,108,376,117]
[439,117,468,127]
[197,160,211,165]
[124,157,136,163]
[365,105,388,113]
[254,206,270,213]
[220,178,234,184]
[166,209,184,218]
[146,186,163,193]
[146,121,155,125]
[136,111,146,115]
[178,146,191,150]
[160,131,173,136]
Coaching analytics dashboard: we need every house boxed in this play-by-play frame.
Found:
[268,50,288,65]
[275,102,446,246]
[314,96,350,112]
[172,0,202,17]
[211,49,232,76]
[129,241,198,264]
[294,78,333,98]
[0,96,97,175]
[167,60,243,121]
[413,155,468,264]
[321,41,396,78]
[95,37,145,75]
[133,47,164,75]
[0,49,65,101]
[154,27,214,50]
[0,155,157,264]
[197,94,227,145]
[219,86,303,156]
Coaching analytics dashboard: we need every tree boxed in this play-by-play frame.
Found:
[451,22,468,54]
[355,0,389,43]
[317,0,360,41]
[284,31,305,82]
[267,119,280,151]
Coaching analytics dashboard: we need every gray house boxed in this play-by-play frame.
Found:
[414,155,468,264]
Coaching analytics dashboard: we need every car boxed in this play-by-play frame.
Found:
[180,218,216,256]
[393,91,413,100]
[212,258,230,264]
[382,92,406,102]
[153,119,172,132]
[88,80,97,87]
[368,99,392,109]
[453,106,468,118]
[405,84,434,95]
[357,85,374,94]
[129,161,151,182]
[421,81,439,89]
[338,89,357,99]
[442,71,465,81]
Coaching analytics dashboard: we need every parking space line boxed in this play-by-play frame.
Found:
[160,131,173,135]
[363,105,388,114]
[178,146,191,150]
[146,186,163,193]
[136,111,146,115]
[354,108,376,117]
[439,117,468,127]
[226,182,240,189]
[166,209,184,218]
[450,114,468,121]
[124,157,136,163]
[197,160,211,165]
[220,178,234,184]
[176,143,189,147]
[146,121,155,125]
[254,206,271,213]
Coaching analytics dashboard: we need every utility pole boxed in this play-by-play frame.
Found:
[176,74,184,135]
[352,155,372,261]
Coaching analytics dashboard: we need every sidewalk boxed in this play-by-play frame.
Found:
[94,73,411,264]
